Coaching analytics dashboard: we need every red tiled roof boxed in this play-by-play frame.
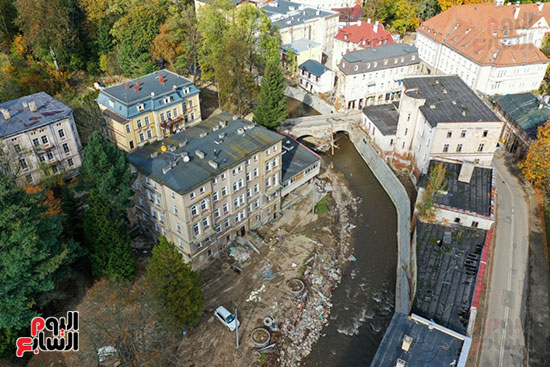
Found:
[332,4,364,23]
[335,21,394,49]
[418,3,550,66]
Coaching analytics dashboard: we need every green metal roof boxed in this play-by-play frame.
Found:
[494,93,550,139]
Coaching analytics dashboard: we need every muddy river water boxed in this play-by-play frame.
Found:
[300,133,398,366]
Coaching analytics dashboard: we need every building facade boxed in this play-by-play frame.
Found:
[280,134,321,197]
[337,43,421,110]
[128,113,283,268]
[96,70,201,152]
[392,76,503,176]
[282,39,323,69]
[0,92,82,185]
[299,59,335,93]
[291,0,355,9]
[362,103,399,157]
[331,20,394,69]
[416,3,550,95]
[262,0,339,57]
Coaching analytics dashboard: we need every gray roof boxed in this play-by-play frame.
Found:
[299,59,331,77]
[262,0,337,29]
[281,134,320,182]
[0,92,73,139]
[281,39,321,54]
[338,43,418,75]
[419,160,493,216]
[413,221,487,334]
[127,113,283,194]
[371,313,467,367]
[100,70,195,106]
[362,103,399,136]
[494,93,550,139]
[403,76,500,127]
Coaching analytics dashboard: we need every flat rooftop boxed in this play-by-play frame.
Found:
[402,76,500,127]
[281,39,321,54]
[280,134,320,182]
[362,103,399,136]
[494,93,550,139]
[0,92,73,139]
[419,159,493,216]
[262,0,336,29]
[127,113,283,194]
[371,313,470,367]
[413,221,487,334]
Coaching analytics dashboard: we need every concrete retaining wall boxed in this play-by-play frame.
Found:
[349,131,414,314]
[285,85,335,115]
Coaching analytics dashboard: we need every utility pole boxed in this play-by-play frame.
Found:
[235,308,239,349]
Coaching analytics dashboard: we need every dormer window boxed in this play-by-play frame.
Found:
[163,97,171,104]
[137,104,145,111]
[109,100,115,108]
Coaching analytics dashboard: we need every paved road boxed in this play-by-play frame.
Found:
[479,154,528,367]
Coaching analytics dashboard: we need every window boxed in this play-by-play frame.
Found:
[176,223,182,232]
[47,151,54,160]
[273,157,278,167]
[147,129,153,139]
[461,130,466,138]
[202,216,210,229]
[191,206,198,216]
[456,144,463,152]
[137,119,142,128]
[265,177,271,188]
[247,188,252,198]
[160,113,165,121]
[189,192,196,200]
[407,113,411,121]
[68,158,74,167]
[254,168,259,177]
[173,205,178,216]
[216,224,222,233]
[404,128,408,136]
[478,143,484,152]
[167,111,172,120]
[32,138,39,146]
[19,158,27,169]
[126,124,131,133]
[213,176,218,184]
[145,116,150,125]
[193,223,200,236]
[265,148,270,156]
[200,199,208,211]
[173,108,178,117]
[223,203,229,213]
[221,186,227,196]
[189,100,193,107]
[13,144,21,153]
[254,154,258,162]
[224,218,230,228]
[265,162,271,172]
[139,132,145,142]
[482,130,488,137]
[215,208,221,218]
[58,129,65,138]
[41,136,48,144]
[51,165,58,174]
[246,172,251,181]
[471,221,479,228]
[443,144,449,153]
[213,191,219,201]
[254,183,259,193]
[454,217,461,223]
[171,191,175,199]
[447,131,452,138]
[63,143,70,153]
[199,186,205,194]
[39,154,45,162]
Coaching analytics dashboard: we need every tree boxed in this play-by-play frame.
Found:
[146,237,203,330]
[79,131,134,218]
[0,0,18,49]
[83,190,136,281]
[253,58,287,129]
[0,175,76,334]
[437,0,489,12]
[519,121,550,190]
[66,92,105,145]
[416,162,447,219]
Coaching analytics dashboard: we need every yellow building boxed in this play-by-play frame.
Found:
[96,70,201,152]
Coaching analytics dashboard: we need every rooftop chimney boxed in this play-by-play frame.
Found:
[28,100,37,112]
[0,108,10,120]
[514,4,520,19]
[134,86,139,92]
[367,18,371,24]
[159,75,165,84]
[401,335,413,352]
[374,21,379,33]
[125,83,130,89]
[538,2,544,12]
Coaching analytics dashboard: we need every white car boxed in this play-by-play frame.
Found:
[214,306,240,331]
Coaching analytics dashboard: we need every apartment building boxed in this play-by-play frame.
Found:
[298,59,335,93]
[282,39,323,68]
[262,0,339,57]
[362,102,399,158]
[0,92,82,185]
[127,113,283,268]
[96,70,201,152]
[416,2,549,95]
[331,20,395,69]
[337,43,421,110]
[392,76,503,177]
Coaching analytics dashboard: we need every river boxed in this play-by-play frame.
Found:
[300,133,398,367]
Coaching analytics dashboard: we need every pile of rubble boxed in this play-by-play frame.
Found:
[279,175,358,366]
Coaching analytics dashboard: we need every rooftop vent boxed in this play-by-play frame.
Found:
[208,160,218,169]
[168,145,177,152]
[200,131,208,138]
[452,100,457,105]
[244,124,254,130]
[214,140,222,145]
[462,109,466,116]
[173,85,177,90]
[22,101,28,108]
[181,152,190,162]
[396,359,406,367]
[195,150,205,159]
[443,89,447,94]
[429,104,436,109]
[150,151,158,158]
[219,120,227,128]
[212,125,219,132]
[28,101,37,112]
[218,132,225,139]
[151,92,155,97]
[162,165,172,174]
[179,139,187,148]
[237,128,245,135]
[401,335,413,352]
[232,115,238,121]
[0,108,11,120]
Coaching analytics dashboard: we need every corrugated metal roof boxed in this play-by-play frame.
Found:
[127,113,283,194]
[494,92,550,139]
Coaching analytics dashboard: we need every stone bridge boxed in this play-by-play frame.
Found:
[280,111,362,139]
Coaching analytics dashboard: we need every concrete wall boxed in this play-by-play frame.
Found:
[284,85,335,114]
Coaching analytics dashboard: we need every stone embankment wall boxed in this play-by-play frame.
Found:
[284,86,335,115]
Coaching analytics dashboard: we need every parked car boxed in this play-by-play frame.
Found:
[214,306,240,331]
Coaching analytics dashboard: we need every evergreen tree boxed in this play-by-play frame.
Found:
[146,237,203,329]
[0,175,76,333]
[253,57,287,129]
[84,190,136,281]
[79,131,134,218]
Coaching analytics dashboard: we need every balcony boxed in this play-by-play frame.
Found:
[160,116,184,133]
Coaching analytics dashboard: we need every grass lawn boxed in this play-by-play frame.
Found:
[315,194,330,215]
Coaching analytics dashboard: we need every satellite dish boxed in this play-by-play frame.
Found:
[160,145,167,153]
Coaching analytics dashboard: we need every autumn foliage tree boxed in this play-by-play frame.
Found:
[146,237,203,330]
[519,121,550,191]
[417,162,447,220]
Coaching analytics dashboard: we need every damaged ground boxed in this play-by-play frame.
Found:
[177,166,359,367]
